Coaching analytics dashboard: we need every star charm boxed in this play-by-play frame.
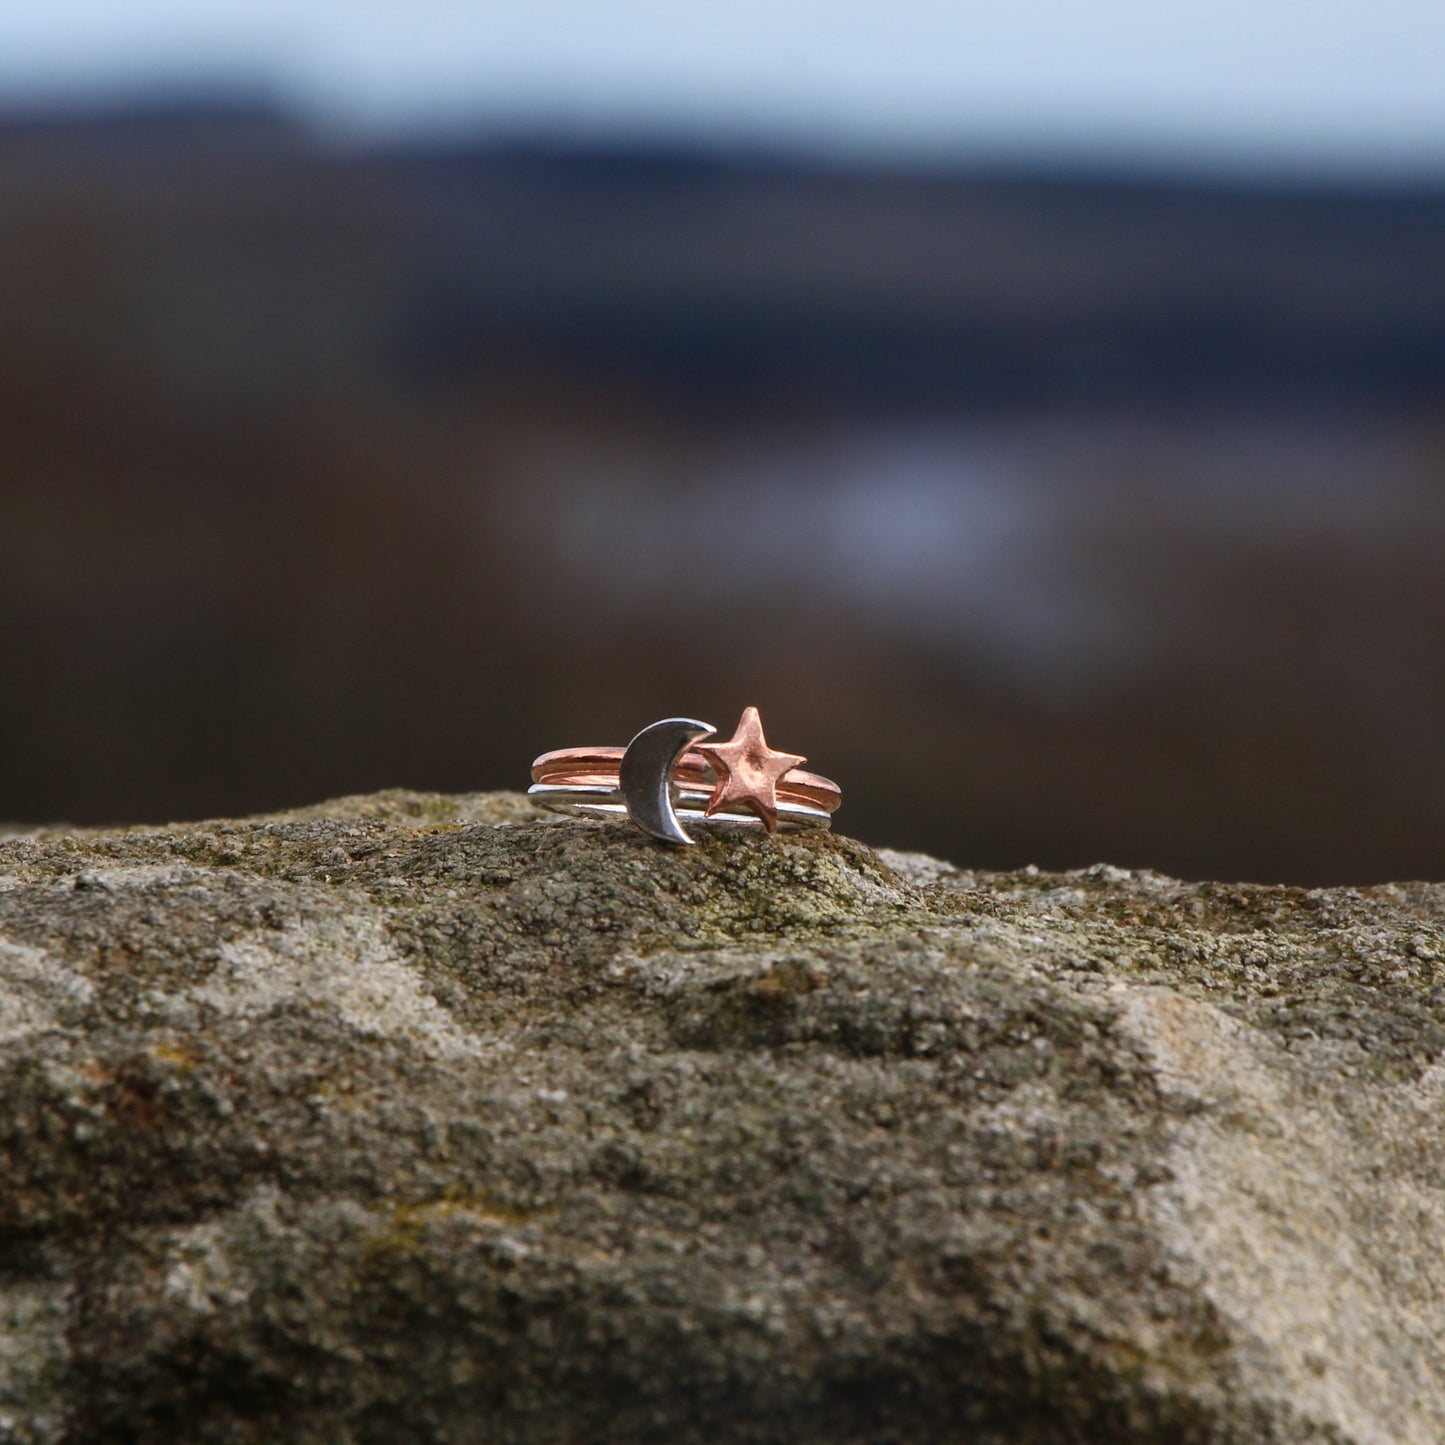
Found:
[694,706,806,834]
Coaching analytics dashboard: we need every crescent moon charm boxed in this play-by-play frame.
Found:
[618,717,716,845]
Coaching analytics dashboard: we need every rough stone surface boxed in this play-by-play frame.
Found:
[0,790,1442,1442]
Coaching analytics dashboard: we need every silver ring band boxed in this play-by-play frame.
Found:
[527,782,834,831]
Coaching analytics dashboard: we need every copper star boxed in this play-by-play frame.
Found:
[694,707,806,834]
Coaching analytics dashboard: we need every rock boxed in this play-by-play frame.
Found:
[0,791,1442,1442]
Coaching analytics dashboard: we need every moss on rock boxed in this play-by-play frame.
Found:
[0,794,1440,1441]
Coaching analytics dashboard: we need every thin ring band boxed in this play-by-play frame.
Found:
[527,782,834,830]
[530,748,842,814]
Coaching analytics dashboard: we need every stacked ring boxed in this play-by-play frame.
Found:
[529,708,841,846]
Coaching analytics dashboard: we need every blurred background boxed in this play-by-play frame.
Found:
[2,2,1445,882]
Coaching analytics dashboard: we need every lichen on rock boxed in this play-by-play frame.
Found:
[0,791,1442,1441]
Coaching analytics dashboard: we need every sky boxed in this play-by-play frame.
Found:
[1,0,1443,170]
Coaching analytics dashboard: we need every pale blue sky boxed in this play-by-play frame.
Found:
[1,0,1443,169]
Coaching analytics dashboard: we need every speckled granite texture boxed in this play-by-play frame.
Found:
[0,790,1441,1442]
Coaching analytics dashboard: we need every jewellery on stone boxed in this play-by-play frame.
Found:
[528,707,841,845]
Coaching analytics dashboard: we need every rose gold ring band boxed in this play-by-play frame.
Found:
[530,747,841,814]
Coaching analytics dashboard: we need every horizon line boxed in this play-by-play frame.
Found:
[3,77,1445,191]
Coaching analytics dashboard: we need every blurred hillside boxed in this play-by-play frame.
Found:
[2,98,1445,881]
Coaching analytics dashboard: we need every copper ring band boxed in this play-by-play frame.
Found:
[530,747,841,815]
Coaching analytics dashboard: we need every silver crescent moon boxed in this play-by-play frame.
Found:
[619,717,715,845]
